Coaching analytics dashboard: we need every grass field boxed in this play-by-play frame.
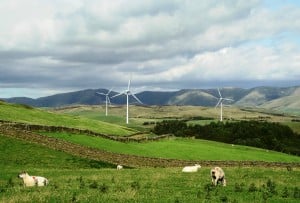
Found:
[0,102,136,136]
[40,132,300,162]
[1,102,300,202]
[1,167,300,203]
[53,104,300,133]
[1,135,299,202]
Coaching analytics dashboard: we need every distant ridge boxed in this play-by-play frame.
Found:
[2,86,300,115]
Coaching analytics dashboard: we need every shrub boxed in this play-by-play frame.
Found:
[281,187,289,198]
[6,177,14,188]
[294,187,300,199]
[266,179,277,195]
[131,181,140,190]
[89,180,98,189]
[248,183,257,192]
[99,183,109,193]
[234,183,244,192]
[220,195,228,202]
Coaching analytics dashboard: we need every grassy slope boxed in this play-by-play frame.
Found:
[0,135,114,172]
[55,105,300,133]
[1,135,299,202]
[0,101,136,136]
[1,101,299,163]
[42,132,300,162]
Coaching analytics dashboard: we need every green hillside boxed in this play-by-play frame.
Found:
[0,135,113,172]
[1,101,299,163]
[41,132,300,163]
[0,101,136,136]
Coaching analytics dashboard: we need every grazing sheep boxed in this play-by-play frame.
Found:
[117,165,123,170]
[182,164,201,172]
[210,167,226,186]
[18,171,49,187]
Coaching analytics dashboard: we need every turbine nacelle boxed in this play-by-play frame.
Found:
[215,88,234,121]
[96,88,114,116]
[111,77,142,124]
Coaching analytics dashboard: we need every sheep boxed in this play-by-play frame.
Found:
[18,171,49,187]
[182,164,201,172]
[210,167,226,186]
[117,165,123,170]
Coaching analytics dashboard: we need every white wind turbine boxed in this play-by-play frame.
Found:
[111,78,143,124]
[96,88,113,116]
[215,88,234,122]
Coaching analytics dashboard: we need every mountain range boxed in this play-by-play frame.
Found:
[2,86,300,115]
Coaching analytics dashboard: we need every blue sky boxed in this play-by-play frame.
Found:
[0,0,300,98]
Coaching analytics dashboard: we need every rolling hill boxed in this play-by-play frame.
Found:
[3,86,300,115]
[1,101,299,166]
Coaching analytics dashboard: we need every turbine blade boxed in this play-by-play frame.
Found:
[131,93,143,104]
[223,98,234,102]
[111,92,124,98]
[217,88,222,98]
[96,92,106,96]
[127,79,131,91]
[107,96,111,105]
[215,99,222,108]
[107,87,113,94]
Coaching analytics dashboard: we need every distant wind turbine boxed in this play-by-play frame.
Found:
[111,78,142,124]
[215,88,234,122]
[96,88,113,116]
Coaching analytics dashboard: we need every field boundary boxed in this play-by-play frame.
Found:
[1,121,299,168]
[0,120,170,142]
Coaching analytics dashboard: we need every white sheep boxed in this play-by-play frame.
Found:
[182,164,201,172]
[210,167,226,186]
[117,165,123,170]
[18,171,49,187]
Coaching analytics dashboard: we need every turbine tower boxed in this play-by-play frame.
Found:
[111,78,142,124]
[215,88,234,122]
[96,88,113,116]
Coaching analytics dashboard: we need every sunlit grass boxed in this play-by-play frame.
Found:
[40,132,300,162]
[0,101,136,136]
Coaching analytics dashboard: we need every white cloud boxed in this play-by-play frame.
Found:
[0,0,300,97]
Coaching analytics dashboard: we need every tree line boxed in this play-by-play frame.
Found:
[152,120,300,155]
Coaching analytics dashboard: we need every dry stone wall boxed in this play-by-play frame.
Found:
[0,120,299,168]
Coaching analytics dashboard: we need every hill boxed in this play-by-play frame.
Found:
[3,86,300,115]
[260,87,300,115]
[1,100,299,164]
[0,101,136,136]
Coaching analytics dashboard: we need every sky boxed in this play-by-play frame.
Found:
[0,0,300,98]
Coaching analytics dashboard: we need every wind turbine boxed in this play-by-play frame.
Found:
[96,88,113,116]
[111,78,143,124]
[215,88,234,122]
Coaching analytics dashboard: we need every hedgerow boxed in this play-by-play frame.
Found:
[153,120,300,155]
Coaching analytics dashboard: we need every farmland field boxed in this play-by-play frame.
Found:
[1,135,300,203]
[0,102,300,202]
[41,132,300,162]
[53,104,300,133]
[0,102,136,136]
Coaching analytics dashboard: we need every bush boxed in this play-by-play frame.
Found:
[152,120,300,155]
[89,180,98,189]
[294,187,300,199]
[99,183,109,193]
[248,183,257,192]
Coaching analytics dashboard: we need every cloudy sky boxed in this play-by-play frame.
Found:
[1,0,300,98]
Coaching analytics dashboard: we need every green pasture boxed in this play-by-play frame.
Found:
[0,135,114,172]
[54,104,300,133]
[1,101,300,202]
[1,167,300,202]
[0,101,136,136]
[1,135,300,202]
[41,132,300,162]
